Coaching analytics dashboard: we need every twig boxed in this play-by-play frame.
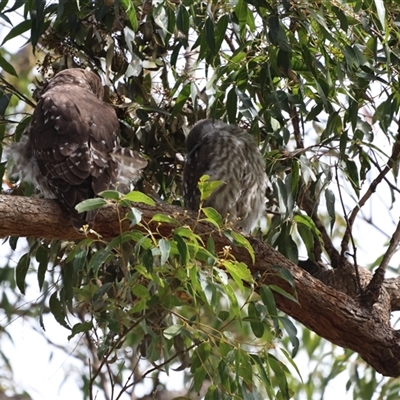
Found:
[123,343,198,391]
[341,123,400,258]
[0,74,36,108]
[367,150,400,195]
[378,219,400,274]
[290,101,303,149]
[224,33,236,53]
[335,165,362,293]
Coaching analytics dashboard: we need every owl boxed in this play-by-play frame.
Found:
[8,69,147,228]
[182,119,266,233]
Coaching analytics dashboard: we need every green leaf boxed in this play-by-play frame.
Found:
[276,231,298,263]
[325,188,336,233]
[87,249,112,275]
[0,93,12,116]
[297,224,314,258]
[227,87,237,124]
[123,191,155,206]
[268,354,290,398]
[151,213,179,225]
[332,6,348,32]
[204,18,216,55]
[163,324,183,340]
[120,0,138,31]
[75,198,107,213]
[159,238,171,265]
[131,283,150,299]
[176,5,190,36]
[193,365,207,393]
[72,247,90,272]
[142,248,154,271]
[229,231,255,264]
[1,19,31,46]
[62,264,74,311]
[198,175,224,202]
[174,234,189,266]
[49,292,71,329]
[174,227,203,243]
[68,321,93,340]
[15,253,29,295]
[93,283,113,303]
[191,342,212,372]
[273,265,296,289]
[279,317,299,357]
[36,246,48,290]
[222,261,253,292]
[98,190,123,200]
[0,53,17,77]
[343,157,360,197]
[202,207,223,228]
[293,214,321,239]
[172,83,191,117]
[236,349,253,386]
[260,285,278,316]
[205,385,219,400]
[225,283,242,322]
[215,15,228,53]
[248,302,264,338]
[251,354,274,397]
[127,207,142,226]
[269,284,299,304]
[234,0,248,38]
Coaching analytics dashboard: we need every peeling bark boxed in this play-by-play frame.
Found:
[1,194,400,377]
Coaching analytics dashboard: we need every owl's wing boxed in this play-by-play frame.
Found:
[30,85,120,216]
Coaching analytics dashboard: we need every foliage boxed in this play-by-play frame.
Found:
[1,0,400,398]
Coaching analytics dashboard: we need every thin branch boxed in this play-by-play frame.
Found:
[224,33,236,53]
[299,191,339,266]
[341,123,400,257]
[367,150,400,195]
[335,165,361,293]
[0,75,36,108]
[378,219,400,274]
[360,219,400,308]
[124,343,198,391]
[290,101,303,149]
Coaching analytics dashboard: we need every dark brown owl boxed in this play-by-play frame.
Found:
[182,119,267,233]
[8,69,147,228]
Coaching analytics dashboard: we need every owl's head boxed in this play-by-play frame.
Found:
[44,69,104,100]
[186,119,227,153]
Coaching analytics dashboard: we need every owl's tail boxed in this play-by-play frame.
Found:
[110,147,148,192]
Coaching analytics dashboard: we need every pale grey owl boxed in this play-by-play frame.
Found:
[182,119,266,233]
[8,69,147,228]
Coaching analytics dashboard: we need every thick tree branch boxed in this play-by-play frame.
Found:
[1,194,400,377]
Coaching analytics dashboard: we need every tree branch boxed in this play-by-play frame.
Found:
[341,125,400,258]
[1,194,400,377]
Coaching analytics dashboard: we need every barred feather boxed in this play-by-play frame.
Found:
[183,119,267,233]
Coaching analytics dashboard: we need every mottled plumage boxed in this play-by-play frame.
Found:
[8,69,147,227]
[183,119,266,233]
